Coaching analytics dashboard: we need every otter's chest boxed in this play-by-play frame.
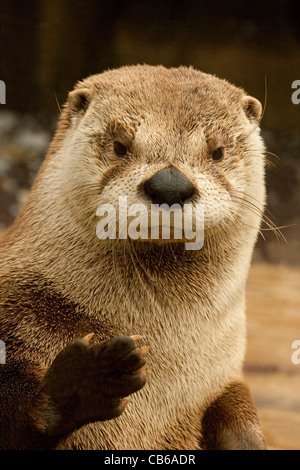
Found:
[60,301,246,450]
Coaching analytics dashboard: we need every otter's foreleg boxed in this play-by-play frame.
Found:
[0,335,147,449]
[200,381,266,450]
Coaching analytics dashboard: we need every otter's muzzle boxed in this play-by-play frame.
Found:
[143,167,196,206]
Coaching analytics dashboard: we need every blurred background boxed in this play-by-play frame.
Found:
[0,0,299,449]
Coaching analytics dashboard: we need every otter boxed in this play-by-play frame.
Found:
[0,65,266,450]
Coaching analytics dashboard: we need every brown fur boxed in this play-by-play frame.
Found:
[0,65,266,449]
[200,381,265,449]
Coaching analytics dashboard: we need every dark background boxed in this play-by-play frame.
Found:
[0,0,299,263]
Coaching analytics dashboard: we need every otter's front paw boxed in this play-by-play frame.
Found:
[42,335,148,435]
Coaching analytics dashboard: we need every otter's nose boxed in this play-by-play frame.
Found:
[143,167,196,206]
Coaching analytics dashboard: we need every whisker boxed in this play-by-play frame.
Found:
[251,148,287,172]
[240,149,278,168]
[128,239,154,285]
[261,75,268,124]
[264,150,281,162]
[230,194,287,243]
[260,224,295,232]
[231,192,278,230]
[168,242,177,261]
[264,158,279,169]
[232,202,279,241]
[231,189,277,224]
[228,207,266,241]
[54,93,63,116]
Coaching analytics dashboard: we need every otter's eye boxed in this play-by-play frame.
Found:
[212,147,225,162]
[114,141,127,157]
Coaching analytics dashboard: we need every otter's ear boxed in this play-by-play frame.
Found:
[241,96,262,123]
[68,87,92,114]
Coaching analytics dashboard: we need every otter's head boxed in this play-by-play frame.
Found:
[43,65,265,252]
